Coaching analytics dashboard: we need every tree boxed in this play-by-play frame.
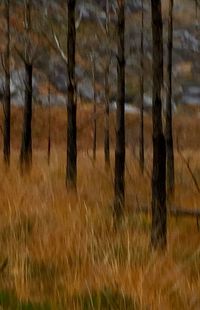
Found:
[20,0,33,172]
[165,0,174,201]
[151,0,167,249]
[139,0,144,174]
[104,60,110,167]
[66,0,77,188]
[94,0,112,167]
[90,52,97,162]
[104,0,111,167]
[113,0,125,222]
[3,0,11,166]
[47,76,51,165]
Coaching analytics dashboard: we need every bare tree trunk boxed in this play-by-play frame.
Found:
[104,0,111,167]
[66,0,77,188]
[92,57,97,162]
[195,0,198,19]
[139,0,144,174]
[165,0,174,201]
[3,0,11,166]
[104,64,110,167]
[20,0,33,173]
[151,0,167,249]
[20,63,33,171]
[48,77,51,165]
[114,0,125,222]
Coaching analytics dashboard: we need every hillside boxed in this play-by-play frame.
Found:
[0,0,199,107]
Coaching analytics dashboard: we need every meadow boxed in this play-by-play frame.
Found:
[0,106,199,309]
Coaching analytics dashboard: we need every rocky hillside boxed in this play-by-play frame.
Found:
[0,0,199,108]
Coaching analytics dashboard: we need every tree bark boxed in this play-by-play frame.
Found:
[20,63,33,171]
[139,0,144,174]
[114,0,125,222]
[104,65,110,167]
[165,0,174,201]
[92,57,97,162]
[3,0,11,167]
[20,0,33,173]
[151,0,167,249]
[48,77,51,165]
[66,0,77,188]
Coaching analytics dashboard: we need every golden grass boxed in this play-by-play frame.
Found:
[0,147,199,309]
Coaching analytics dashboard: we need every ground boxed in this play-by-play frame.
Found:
[0,106,199,309]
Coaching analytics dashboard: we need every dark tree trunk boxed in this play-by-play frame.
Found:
[3,0,11,166]
[48,77,51,165]
[165,0,174,201]
[195,0,198,19]
[66,0,77,188]
[20,63,33,171]
[104,65,110,167]
[114,0,125,221]
[139,0,144,174]
[151,0,167,249]
[92,58,97,162]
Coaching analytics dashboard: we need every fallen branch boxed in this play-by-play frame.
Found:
[134,206,200,231]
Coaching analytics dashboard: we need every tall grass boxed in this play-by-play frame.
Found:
[0,148,199,309]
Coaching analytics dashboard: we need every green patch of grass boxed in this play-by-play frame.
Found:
[0,291,51,310]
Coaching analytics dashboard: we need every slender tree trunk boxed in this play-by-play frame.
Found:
[139,0,144,174]
[165,0,174,201]
[195,0,198,19]
[20,63,33,171]
[66,0,77,188]
[104,0,110,167]
[20,0,33,173]
[48,77,51,165]
[92,57,97,162]
[3,0,11,167]
[104,65,110,167]
[151,0,167,249]
[114,0,125,222]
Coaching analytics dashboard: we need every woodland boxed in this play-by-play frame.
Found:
[0,0,199,309]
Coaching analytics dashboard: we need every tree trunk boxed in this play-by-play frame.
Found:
[165,0,174,201]
[151,0,167,249]
[114,0,125,222]
[66,0,77,188]
[20,63,33,172]
[92,57,97,162]
[139,0,144,174]
[48,77,51,165]
[3,0,11,166]
[104,65,110,167]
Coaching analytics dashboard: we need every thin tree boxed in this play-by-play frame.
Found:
[3,0,11,166]
[104,0,111,167]
[104,61,110,167]
[20,0,33,172]
[47,76,51,165]
[113,0,125,222]
[139,0,144,174]
[151,0,167,249]
[165,0,174,201]
[66,0,77,188]
[195,0,198,19]
[91,53,97,162]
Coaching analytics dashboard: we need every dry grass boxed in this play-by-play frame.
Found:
[0,106,199,308]
[0,146,199,309]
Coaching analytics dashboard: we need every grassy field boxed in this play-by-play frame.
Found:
[0,106,199,309]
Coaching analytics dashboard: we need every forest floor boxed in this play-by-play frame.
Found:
[0,106,200,309]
